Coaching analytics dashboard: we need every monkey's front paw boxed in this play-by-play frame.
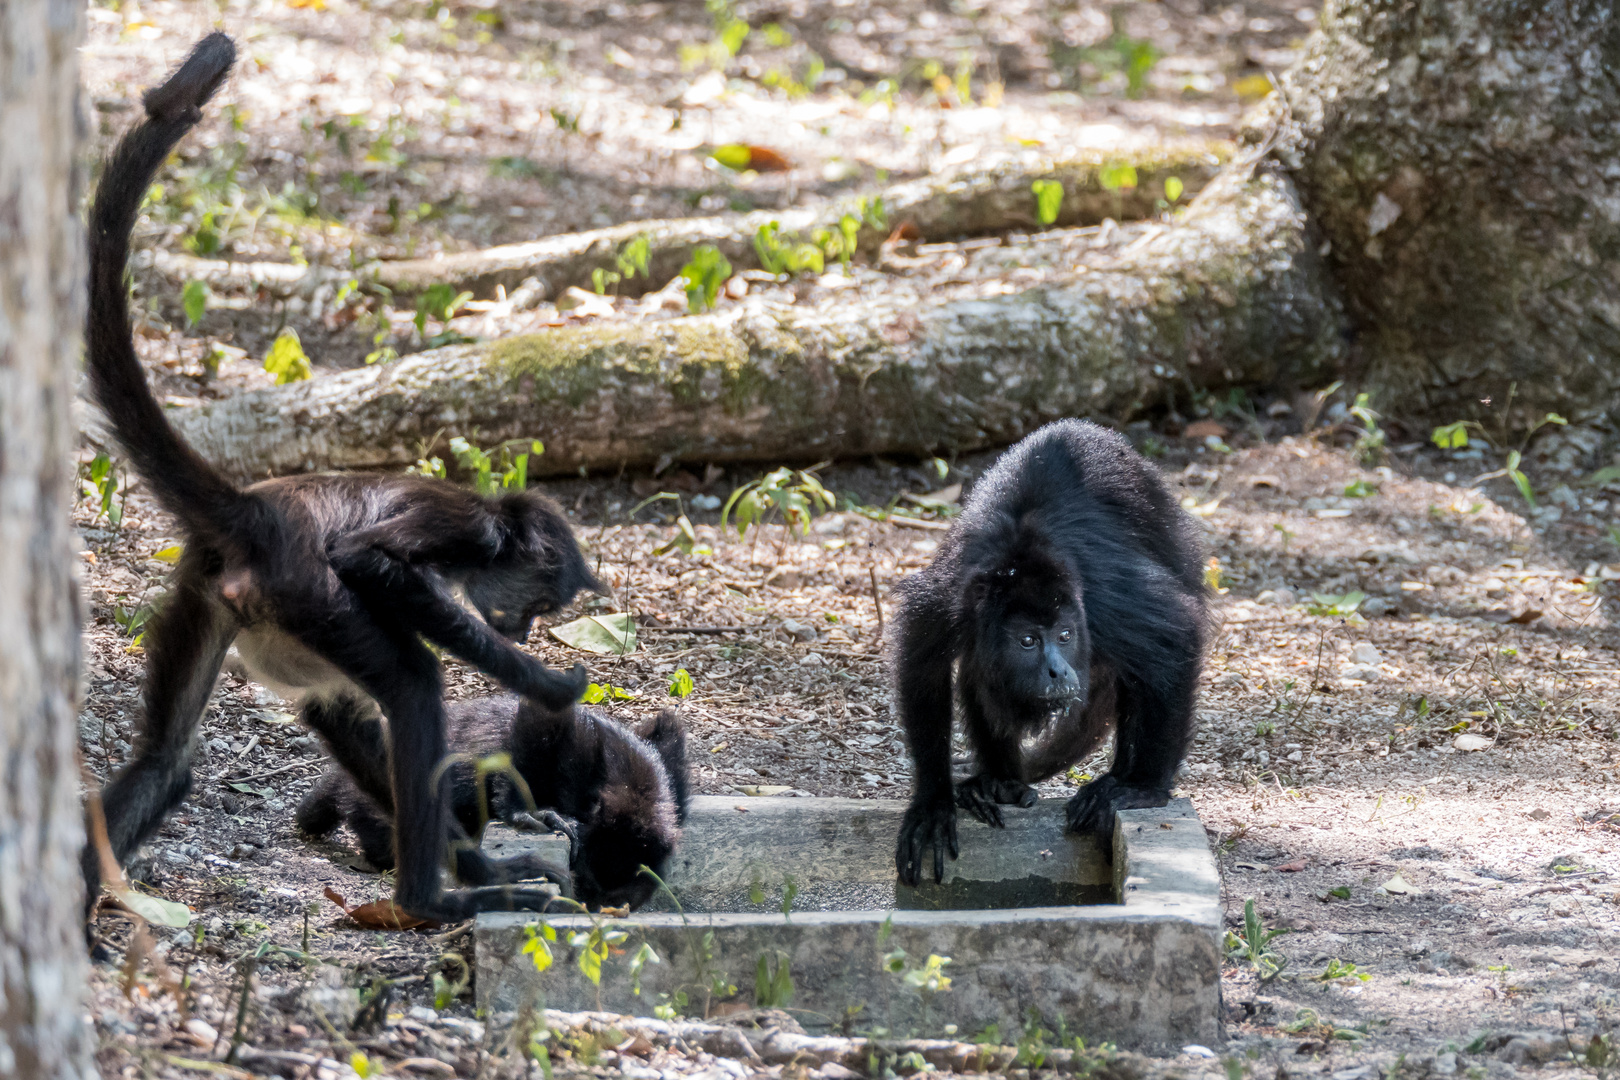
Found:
[1064,775,1171,838]
[954,774,1035,827]
[896,800,959,887]
[530,662,590,709]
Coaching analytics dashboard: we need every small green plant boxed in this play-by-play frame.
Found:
[1098,160,1138,191]
[1224,898,1287,980]
[81,452,124,527]
[262,329,312,384]
[1164,176,1185,202]
[1273,522,1295,550]
[1343,479,1378,498]
[580,682,638,705]
[628,942,660,996]
[753,221,825,276]
[754,951,794,1007]
[668,669,695,698]
[440,437,544,497]
[570,923,630,986]
[1316,958,1371,983]
[1431,407,1565,509]
[1031,179,1064,226]
[1349,392,1385,465]
[680,245,732,312]
[631,491,708,556]
[722,466,835,542]
[182,279,209,327]
[413,283,474,345]
[431,953,471,1009]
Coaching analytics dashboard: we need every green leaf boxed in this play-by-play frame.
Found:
[1031,178,1064,226]
[669,668,695,698]
[1164,176,1184,202]
[1431,422,1469,450]
[1328,885,1351,899]
[679,245,732,312]
[182,279,209,327]
[549,613,638,655]
[1584,466,1620,487]
[262,329,312,384]
[523,924,555,972]
[711,144,753,171]
[581,682,638,704]
[152,545,184,564]
[1098,161,1138,191]
[109,885,192,928]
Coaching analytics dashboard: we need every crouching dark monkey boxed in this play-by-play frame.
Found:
[296,695,690,910]
[892,419,1208,886]
[83,33,601,927]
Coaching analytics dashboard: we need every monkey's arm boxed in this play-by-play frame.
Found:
[891,588,960,887]
[332,550,587,709]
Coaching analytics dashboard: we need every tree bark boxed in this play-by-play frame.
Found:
[1275,0,1620,424]
[168,167,1344,478]
[0,2,92,1078]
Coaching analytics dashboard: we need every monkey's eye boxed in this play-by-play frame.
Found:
[1019,634,1037,649]
[1058,629,1072,643]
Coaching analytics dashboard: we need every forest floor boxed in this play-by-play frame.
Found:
[74,1,1620,1079]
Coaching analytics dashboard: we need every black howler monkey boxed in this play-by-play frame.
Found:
[296,695,690,911]
[891,419,1208,886]
[84,34,601,925]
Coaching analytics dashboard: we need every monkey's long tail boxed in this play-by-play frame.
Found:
[86,33,246,537]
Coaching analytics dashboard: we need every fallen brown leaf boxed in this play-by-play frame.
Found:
[1183,419,1229,440]
[323,886,436,931]
[1273,858,1309,872]
[744,146,794,172]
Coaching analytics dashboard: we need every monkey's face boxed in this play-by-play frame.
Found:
[982,602,1087,712]
[570,824,673,911]
[464,566,575,641]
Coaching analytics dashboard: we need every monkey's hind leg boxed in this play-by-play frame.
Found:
[86,573,237,914]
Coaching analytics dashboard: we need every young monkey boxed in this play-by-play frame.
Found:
[84,33,600,927]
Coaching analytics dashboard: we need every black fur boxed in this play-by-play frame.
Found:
[83,35,603,926]
[891,419,1208,886]
[296,696,690,910]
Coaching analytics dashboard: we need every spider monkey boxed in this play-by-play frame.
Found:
[891,419,1209,887]
[296,695,690,911]
[83,33,602,925]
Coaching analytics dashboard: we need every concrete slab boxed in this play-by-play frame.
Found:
[475,797,1221,1051]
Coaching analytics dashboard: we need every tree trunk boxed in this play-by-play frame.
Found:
[1276,0,1620,425]
[0,4,92,1078]
[167,168,1344,479]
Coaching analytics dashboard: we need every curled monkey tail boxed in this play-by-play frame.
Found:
[86,34,246,540]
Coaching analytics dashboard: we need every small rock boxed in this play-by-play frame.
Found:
[407,1006,439,1024]
[1286,750,1303,762]
[437,1017,485,1043]
[397,1060,457,1078]
[766,568,804,589]
[1350,642,1382,665]
[1528,807,1552,821]
[1453,733,1494,752]
[1331,1066,1374,1080]
[1216,671,1245,688]
[691,494,721,511]
[1361,596,1392,617]
[1181,1045,1217,1059]
[1342,664,1381,682]
[1497,1036,1558,1065]
[181,1018,219,1047]
[780,619,818,642]
[1432,1055,1459,1077]
[799,652,826,666]
[811,514,847,535]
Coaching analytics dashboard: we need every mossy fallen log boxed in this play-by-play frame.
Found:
[166,168,1342,480]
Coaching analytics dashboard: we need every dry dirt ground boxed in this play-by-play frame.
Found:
[71,2,1620,1079]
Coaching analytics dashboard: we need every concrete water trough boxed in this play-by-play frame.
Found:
[475,796,1221,1051]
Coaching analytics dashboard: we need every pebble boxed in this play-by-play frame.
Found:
[1349,642,1382,665]
[407,1006,439,1024]
[780,619,818,642]
[1342,664,1381,682]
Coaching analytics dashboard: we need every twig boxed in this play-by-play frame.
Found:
[887,515,950,531]
[640,625,755,634]
[217,757,323,784]
[869,566,885,641]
